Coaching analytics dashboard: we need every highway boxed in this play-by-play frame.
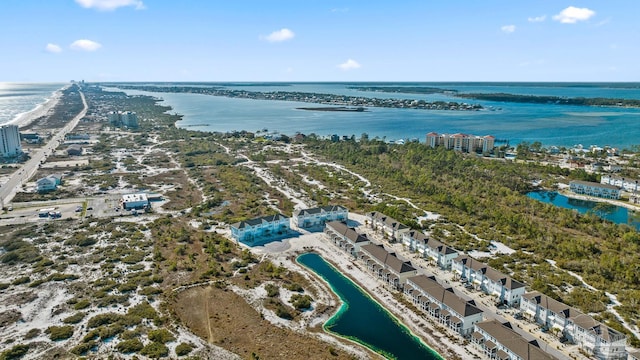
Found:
[0,88,87,209]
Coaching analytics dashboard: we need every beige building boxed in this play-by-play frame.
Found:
[425,132,495,153]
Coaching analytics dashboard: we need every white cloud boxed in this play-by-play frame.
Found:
[338,59,361,71]
[501,25,516,33]
[70,39,102,52]
[75,0,144,11]
[553,6,595,24]
[261,28,295,43]
[528,15,546,23]
[45,43,62,53]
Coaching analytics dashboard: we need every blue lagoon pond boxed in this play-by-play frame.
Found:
[527,191,640,230]
[297,252,441,360]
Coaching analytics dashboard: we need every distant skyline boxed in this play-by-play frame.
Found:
[1,0,638,82]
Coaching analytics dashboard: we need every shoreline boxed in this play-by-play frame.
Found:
[297,253,442,360]
[5,85,67,129]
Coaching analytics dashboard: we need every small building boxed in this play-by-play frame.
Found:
[358,243,417,290]
[404,275,483,335]
[36,174,62,193]
[20,132,41,144]
[569,180,621,199]
[472,319,557,360]
[66,144,82,156]
[230,214,291,245]
[324,220,371,256]
[121,193,150,210]
[293,205,348,229]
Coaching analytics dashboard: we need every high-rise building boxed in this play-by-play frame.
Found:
[425,132,495,153]
[0,125,22,158]
[107,111,138,128]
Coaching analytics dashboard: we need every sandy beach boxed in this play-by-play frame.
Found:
[6,85,67,129]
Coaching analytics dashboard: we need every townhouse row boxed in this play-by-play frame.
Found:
[356,212,628,360]
[325,220,559,360]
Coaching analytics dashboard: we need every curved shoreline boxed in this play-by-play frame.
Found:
[297,252,443,360]
[6,85,68,129]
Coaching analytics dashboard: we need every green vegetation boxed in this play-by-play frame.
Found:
[62,312,86,324]
[148,328,175,344]
[457,92,640,107]
[0,344,29,360]
[140,342,169,358]
[46,325,74,341]
[290,294,313,310]
[175,342,194,356]
[116,338,144,354]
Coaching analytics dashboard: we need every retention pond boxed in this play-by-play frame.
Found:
[297,252,442,360]
[527,190,640,230]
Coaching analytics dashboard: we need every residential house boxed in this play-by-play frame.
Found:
[230,214,291,245]
[293,205,348,229]
[366,211,410,242]
[324,221,371,257]
[472,319,557,360]
[401,230,458,269]
[452,255,526,307]
[358,243,417,290]
[404,275,483,335]
[36,174,62,193]
[569,180,621,200]
[520,291,627,360]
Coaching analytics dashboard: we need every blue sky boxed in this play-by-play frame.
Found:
[1,0,638,82]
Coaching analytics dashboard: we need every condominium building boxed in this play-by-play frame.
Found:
[0,124,22,157]
[108,111,139,128]
[452,255,526,307]
[569,180,621,199]
[324,220,371,256]
[472,319,557,360]
[366,211,410,242]
[425,132,495,153]
[357,243,417,290]
[520,292,627,360]
[404,275,483,335]
[293,205,348,229]
[600,175,639,193]
[401,230,459,269]
[230,214,291,245]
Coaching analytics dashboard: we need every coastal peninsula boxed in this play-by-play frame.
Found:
[102,84,484,111]
[456,92,640,107]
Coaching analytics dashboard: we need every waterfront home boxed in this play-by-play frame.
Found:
[452,255,525,307]
[569,180,621,200]
[66,144,82,156]
[293,205,348,230]
[366,211,410,242]
[401,230,458,269]
[358,243,417,290]
[600,175,639,193]
[36,174,62,193]
[520,291,627,360]
[404,275,483,335]
[472,319,557,360]
[324,220,371,257]
[230,214,291,245]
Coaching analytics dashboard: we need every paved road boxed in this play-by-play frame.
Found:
[0,88,87,208]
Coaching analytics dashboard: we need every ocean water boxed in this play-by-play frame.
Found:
[0,83,65,125]
[113,83,640,149]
